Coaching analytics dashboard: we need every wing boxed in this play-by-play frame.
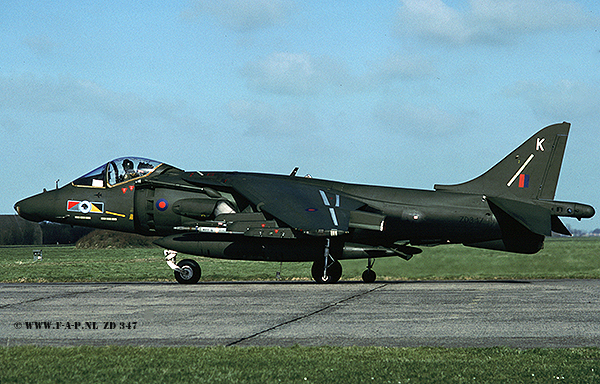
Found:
[227,175,367,236]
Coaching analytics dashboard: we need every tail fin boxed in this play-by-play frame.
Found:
[435,122,570,200]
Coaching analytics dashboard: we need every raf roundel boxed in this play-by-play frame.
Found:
[156,198,169,211]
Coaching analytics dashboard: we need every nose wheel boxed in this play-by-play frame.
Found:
[174,259,201,284]
[165,250,201,284]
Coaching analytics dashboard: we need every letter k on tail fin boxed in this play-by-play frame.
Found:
[435,122,570,200]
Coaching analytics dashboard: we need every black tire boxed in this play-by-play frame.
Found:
[362,269,376,283]
[174,259,201,284]
[311,259,342,284]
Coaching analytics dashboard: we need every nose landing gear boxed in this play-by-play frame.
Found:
[165,250,201,284]
[174,259,201,284]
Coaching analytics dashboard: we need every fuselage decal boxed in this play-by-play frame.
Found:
[319,190,340,227]
[518,174,530,188]
[67,200,104,214]
[105,211,126,218]
[507,154,534,187]
[536,137,545,151]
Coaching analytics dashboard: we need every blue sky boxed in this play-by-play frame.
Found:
[2,0,599,231]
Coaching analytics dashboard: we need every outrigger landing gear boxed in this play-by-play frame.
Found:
[361,258,376,283]
[165,250,201,284]
[311,239,342,284]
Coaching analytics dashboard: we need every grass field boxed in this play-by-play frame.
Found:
[2,238,599,383]
[1,237,599,283]
[1,345,600,383]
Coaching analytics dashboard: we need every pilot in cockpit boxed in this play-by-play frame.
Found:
[121,159,138,182]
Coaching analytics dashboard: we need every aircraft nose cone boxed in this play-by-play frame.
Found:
[14,195,47,222]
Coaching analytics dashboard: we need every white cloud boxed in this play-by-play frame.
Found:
[22,35,58,56]
[228,99,320,136]
[373,100,462,137]
[504,80,600,123]
[0,115,23,133]
[241,52,434,96]
[369,53,435,82]
[241,52,352,95]
[0,74,201,129]
[396,0,595,45]
[397,0,471,44]
[182,0,295,32]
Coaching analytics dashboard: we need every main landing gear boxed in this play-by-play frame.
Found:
[311,239,342,284]
[310,240,378,284]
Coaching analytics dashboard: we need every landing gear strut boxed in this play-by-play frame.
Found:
[361,258,376,283]
[311,239,342,284]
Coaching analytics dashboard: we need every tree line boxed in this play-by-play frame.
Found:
[0,215,93,245]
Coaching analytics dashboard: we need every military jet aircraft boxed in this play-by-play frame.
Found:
[15,122,595,284]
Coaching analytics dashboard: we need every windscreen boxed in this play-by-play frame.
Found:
[72,157,162,187]
[72,164,106,187]
[107,158,161,186]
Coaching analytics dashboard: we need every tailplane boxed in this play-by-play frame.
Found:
[440,122,594,253]
[435,122,570,200]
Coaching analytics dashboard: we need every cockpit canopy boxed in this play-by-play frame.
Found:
[73,157,162,188]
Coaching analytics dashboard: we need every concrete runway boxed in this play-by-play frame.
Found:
[2,280,599,348]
